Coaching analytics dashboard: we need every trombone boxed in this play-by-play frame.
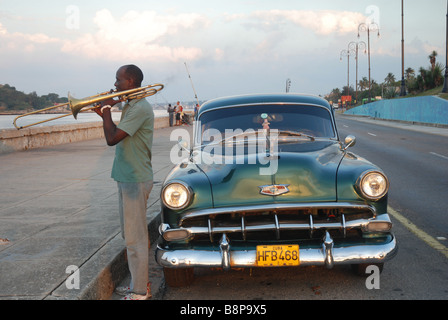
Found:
[13,83,164,130]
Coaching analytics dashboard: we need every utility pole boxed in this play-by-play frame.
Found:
[443,0,448,93]
[400,0,407,96]
[358,22,380,103]
[348,41,366,103]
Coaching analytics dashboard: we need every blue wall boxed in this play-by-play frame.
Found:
[344,96,448,125]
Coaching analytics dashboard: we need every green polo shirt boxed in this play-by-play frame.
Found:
[111,98,154,183]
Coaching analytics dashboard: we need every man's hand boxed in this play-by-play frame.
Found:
[93,98,120,118]
[93,105,103,117]
[95,98,128,146]
[101,98,119,107]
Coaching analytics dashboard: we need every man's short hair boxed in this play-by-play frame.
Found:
[124,64,144,87]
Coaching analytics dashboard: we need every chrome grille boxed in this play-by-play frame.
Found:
[179,202,375,242]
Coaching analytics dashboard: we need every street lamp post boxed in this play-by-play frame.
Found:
[443,0,448,93]
[358,22,380,103]
[340,48,355,106]
[400,0,407,96]
[348,41,367,104]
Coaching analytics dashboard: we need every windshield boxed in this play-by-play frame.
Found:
[197,104,336,145]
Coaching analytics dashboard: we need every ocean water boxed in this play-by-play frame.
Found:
[0,109,168,130]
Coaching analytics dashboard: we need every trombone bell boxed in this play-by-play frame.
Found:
[67,94,86,120]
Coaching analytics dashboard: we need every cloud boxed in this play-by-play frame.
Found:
[246,9,367,35]
[61,9,209,62]
[0,21,59,51]
[0,22,6,35]
[1,8,368,64]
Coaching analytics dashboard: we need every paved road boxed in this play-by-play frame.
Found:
[160,115,448,301]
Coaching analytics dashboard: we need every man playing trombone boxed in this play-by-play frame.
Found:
[94,64,154,300]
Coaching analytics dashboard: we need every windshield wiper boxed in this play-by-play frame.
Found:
[277,130,315,141]
[204,130,265,146]
[200,129,315,148]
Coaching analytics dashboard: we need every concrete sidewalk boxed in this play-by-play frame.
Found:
[0,125,186,300]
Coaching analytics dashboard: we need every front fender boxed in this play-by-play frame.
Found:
[161,161,213,227]
[336,152,388,214]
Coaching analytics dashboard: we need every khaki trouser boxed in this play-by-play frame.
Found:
[118,181,153,295]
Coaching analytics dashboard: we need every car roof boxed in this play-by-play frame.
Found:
[198,93,332,116]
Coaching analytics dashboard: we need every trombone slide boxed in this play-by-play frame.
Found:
[13,84,164,129]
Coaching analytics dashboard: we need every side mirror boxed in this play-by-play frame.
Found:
[344,135,356,150]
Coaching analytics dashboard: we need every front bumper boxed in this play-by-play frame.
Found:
[155,231,398,270]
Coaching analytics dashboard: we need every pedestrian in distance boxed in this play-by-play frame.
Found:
[167,103,175,127]
[175,101,183,126]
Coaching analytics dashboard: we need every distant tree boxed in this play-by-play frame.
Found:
[429,51,438,71]
[427,62,443,88]
[326,87,342,104]
[405,67,415,81]
[384,73,396,85]
[358,77,369,92]
[329,50,444,100]
[405,67,417,94]
[0,83,67,111]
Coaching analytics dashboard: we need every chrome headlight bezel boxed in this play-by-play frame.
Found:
[357,170,389,201]
[161,181,192,210]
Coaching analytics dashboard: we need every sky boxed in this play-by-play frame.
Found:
[0,0,446,105]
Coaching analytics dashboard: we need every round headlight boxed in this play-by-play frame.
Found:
[358,171,389,200]
[162,182,191,210]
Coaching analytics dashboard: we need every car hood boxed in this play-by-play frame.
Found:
[197,141,343,208]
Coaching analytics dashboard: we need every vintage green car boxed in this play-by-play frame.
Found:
[155,93,397,287]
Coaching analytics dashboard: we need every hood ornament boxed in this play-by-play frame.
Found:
[258,184,290,196]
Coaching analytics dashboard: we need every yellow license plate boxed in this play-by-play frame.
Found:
[256,245,300,266]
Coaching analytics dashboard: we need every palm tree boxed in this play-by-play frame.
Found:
[429,51,438,71]
[405,67,415,81]
[326,88,341,104]
[383,73,396,98]
[384,73,396,85]
[430,62,444,87]
[419,67,427,79]
[405,67,417,93]
[359,77,369,91]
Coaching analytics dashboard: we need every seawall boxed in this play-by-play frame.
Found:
[0,116,170,154]
[344,96,448,127]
